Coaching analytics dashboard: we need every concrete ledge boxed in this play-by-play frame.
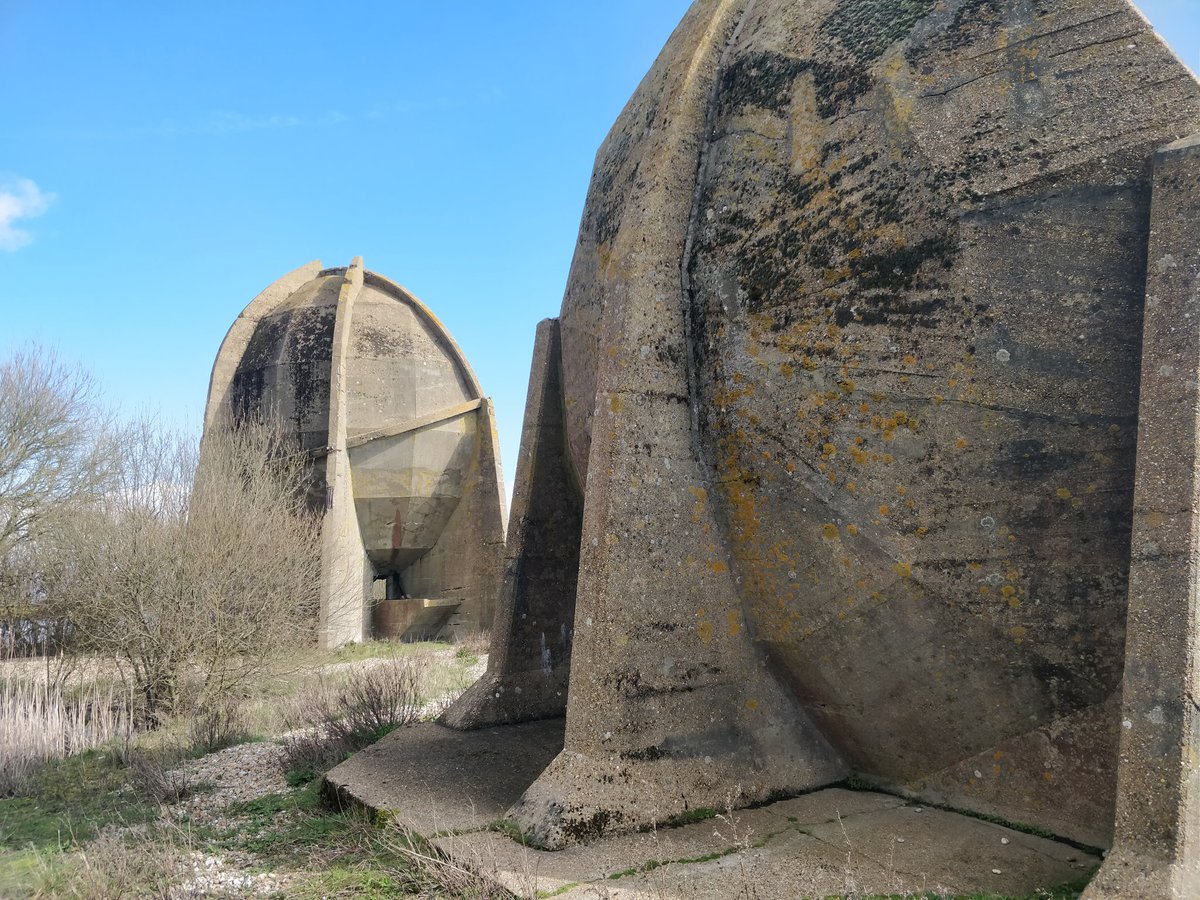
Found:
[323,718,564,835]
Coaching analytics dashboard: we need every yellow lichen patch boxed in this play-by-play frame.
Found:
[858,403,870,414]
[894,562,912,578]
[903,354,917,366]
[879,505,891,516]
[822,523,840,541]
[822,442,838,458]
[708,559,729,574]
[955,438,968,449]
[980,586,991,596]
[1001,585,1016,598]
[933,394,945,405]
[1011,625,1028,644]
[1056,487,1072,500]
[780,362,795,378]
[846,524,860,537]
[728,610,742,636]
[698,620,714,645]
[896,485,907,496]
[1008,597,1021,609]
[948,378,959,388]
[746,698,759,711]
[609,394,624,413]
[785,462,796,473]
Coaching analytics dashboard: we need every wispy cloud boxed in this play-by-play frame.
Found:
[59,94,494,142]
[0,177,54,251]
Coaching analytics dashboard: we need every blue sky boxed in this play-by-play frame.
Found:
[2,1,1197,502]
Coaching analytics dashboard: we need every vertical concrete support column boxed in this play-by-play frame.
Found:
[443,318,583,728]
[1088,133,1200,899]
[467,396,509,633]
[320,257,372,648]
[509,0,845,848]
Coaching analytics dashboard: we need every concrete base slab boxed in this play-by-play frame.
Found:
[434,790,1098,899]
[323,718,565,835]
[325,720,1100,897]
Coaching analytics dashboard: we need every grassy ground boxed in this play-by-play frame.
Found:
[0,639,504,899]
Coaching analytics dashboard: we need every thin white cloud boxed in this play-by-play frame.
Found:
[0,177,53,251]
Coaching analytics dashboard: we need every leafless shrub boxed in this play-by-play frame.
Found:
[126,749,191,805]
[279,656,427,783]
[59,418,322,720]
[187,699,251,755]
[0,346,116,658]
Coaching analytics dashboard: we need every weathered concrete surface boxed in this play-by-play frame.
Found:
[324,719,565,835]
[443,318,583,728]
[443,794,1099,899]
[324,726,1097,898]
[519,0,848,850]
[204,258,506,647]
[1085,133,1200,899]
[503,0,1200,852]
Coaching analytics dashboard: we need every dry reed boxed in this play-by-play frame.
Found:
[0,678,135,794]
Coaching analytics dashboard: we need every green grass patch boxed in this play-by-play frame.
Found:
[330,639,452,663]
[489,817,531,845]
[0,750,156,852]
[0,848,43,898]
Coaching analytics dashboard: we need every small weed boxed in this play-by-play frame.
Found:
[665,806,719,827]
[488,817,531,845]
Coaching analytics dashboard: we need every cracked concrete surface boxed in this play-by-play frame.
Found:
[325,721,1099,898]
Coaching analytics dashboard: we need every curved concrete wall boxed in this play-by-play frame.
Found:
[204,258,506,647]
[448,1,1200,880]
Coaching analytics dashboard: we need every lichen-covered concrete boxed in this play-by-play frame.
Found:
[461,0,1200,878]
[204,258,506,647]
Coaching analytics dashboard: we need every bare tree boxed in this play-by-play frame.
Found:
[0,346,115,655]
[62,419,322,718]
[0,346,114,557]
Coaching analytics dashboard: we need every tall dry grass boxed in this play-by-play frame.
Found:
[0,678,136,794]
